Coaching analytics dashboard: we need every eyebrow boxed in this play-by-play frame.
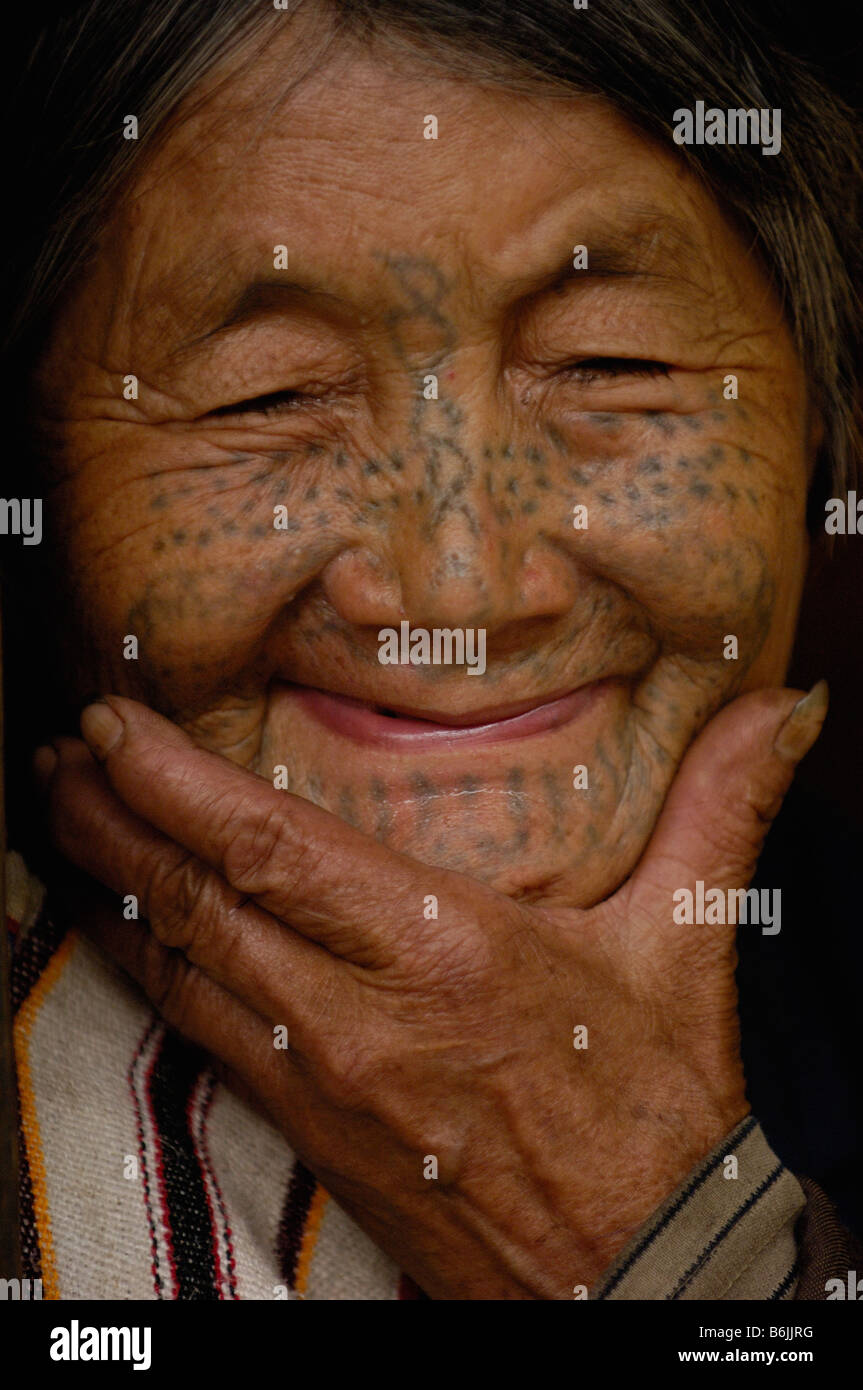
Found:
[521,211,707,300]
[164,206,708,359]
[164,275,351,360]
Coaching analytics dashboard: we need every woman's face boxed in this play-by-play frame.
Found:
[33,32,815,906]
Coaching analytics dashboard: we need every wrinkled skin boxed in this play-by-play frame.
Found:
[42,684,823,1297]
[33,33,815,905]
[30,25,823,1298]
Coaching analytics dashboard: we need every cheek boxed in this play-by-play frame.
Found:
[552,416,805,668]
[48,381,807,713]
[48,446,363,694]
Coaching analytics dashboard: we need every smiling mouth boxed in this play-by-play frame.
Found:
[284,679,617,748]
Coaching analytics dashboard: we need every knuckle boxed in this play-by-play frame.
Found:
[220,799,303,897]
[720,762,786,839]
[431,909,511,994]
[705,792,771,869]
[741,772,786,830]
[138,933,201,1033]
[311,1031,392,1114]
[144,850,218,953]
[424,935,495,1002]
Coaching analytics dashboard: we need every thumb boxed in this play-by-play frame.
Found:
[625,681,828,922]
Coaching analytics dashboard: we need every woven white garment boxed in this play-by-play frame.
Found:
[10,851,402,1301]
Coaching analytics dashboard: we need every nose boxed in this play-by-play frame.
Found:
[321,434,579,636]
[393,503,578,631]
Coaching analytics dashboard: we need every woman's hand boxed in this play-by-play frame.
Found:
[36,684,825,1299]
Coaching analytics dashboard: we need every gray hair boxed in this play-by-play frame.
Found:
[5,0,861,508]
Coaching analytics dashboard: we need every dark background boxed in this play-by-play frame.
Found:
[722,0,863,828]
[774,6,863,826]
[791,539,863,828]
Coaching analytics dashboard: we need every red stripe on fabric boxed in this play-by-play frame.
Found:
[128,1019,168,1298]
[196,1075,239,1300]
[146,1032,222,1299]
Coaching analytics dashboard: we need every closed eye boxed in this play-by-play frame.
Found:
[563,357,671,383]
[209,360,667,416]
[210,389,308,418]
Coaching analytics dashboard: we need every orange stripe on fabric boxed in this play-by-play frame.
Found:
[13,932,77,1300]
[294,1183,329,1296]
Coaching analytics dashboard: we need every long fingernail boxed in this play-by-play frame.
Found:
[773,679,829,761]
[33,744,58,789]
[80,700,124,760]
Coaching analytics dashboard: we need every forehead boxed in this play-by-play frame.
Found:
[109,27,753,352]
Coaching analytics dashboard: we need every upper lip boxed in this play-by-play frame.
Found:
[286,681,603,727]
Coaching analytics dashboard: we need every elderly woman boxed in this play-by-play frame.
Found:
[2,0,861,1302]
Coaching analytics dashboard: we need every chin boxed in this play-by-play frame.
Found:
[254,674,662,905]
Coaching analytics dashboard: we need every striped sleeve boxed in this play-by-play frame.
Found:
[590,1116,805,1300]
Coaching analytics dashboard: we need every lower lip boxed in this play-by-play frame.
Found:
[290,680,611,748]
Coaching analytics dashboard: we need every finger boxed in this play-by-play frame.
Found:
[44,737,353,1034]
[76,882,304,1121]
[623,681,827,927]
[77,695,454,960]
